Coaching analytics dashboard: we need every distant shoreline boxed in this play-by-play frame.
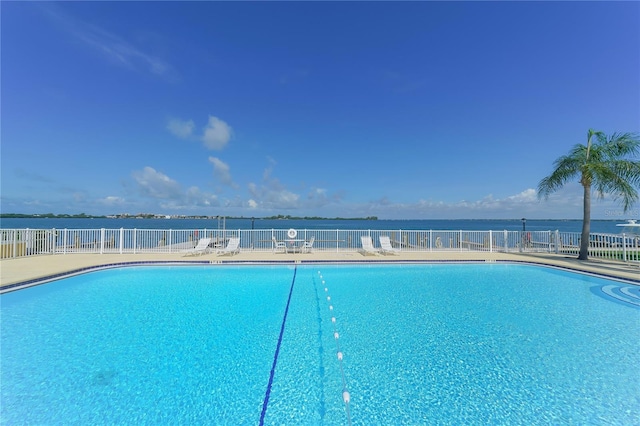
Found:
[0,213,378,221]
[1,214,632,222]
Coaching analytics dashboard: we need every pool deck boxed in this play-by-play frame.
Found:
[1,250,638,291]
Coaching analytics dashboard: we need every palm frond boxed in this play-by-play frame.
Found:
[602,132,640,159]
[537,153,582,199]
[609,159,640,186]
[538,131,640,209]
[590,156,640,211]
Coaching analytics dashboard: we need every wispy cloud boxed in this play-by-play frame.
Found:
[351,185,620,219]
[41,3,176,80]
[248,160,300,210]
[130,166,218,211]
[209,156,238,188]
[183,186,219,209]
[14,168,56,183]
[167,119,195,139]
[279,68,310,85]
[248,181,300,210]
[381,70,429,94]
[232,157,341,213]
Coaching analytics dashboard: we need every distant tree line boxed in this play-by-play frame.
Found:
[1,213,378,220]
[261,215,378,220]
[1,213,106,218]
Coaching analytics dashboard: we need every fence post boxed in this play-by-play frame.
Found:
[489,230,493,253]
[119,228,124,254]
[12,229,18,258]
[555,230,560,254]
[100,228,105,254]
[503,230,508,252]
[622,233,627,262]
[519,230,523,253]
[429,230,433,252]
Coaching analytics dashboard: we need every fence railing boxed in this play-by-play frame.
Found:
[1,228,639,263]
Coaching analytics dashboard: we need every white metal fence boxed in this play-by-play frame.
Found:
[1,228,639,263]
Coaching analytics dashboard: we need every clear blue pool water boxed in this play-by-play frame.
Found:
[1,264,639,425]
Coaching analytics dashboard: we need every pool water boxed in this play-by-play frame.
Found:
[1,264,639,424]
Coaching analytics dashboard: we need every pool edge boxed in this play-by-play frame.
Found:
[2,258,638,294]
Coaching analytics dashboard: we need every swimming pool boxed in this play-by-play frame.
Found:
[1,264,638,424]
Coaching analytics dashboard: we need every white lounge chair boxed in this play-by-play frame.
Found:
[216,237,240,256]
[272,237,287,253]
[182,238,212,256]
[300,236,315,254]
[379,235,400,255]
[359,236,379,256]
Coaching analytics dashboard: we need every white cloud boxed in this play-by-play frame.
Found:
[202,116,232,150]
[167,119,195,139]
[132,166,182,199]
[208,156,237,188]
[507,188,537,203]
[167,115,233,150]
[99,196,125,206]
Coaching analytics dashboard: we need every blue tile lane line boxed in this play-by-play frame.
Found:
[259,265,298,425]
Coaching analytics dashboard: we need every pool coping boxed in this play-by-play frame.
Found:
[0,260,210,293]
[1,257,638,294]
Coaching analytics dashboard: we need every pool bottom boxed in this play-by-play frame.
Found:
[1,264,639,424]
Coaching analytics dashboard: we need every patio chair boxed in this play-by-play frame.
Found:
[359,236,379,256]
[216,237,240,256]
[379,235,400,255]
[300,236,315,254]
[182,238,212,256]
[272,237,287,253]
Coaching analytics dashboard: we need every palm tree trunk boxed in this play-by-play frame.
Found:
[578,183,591,260]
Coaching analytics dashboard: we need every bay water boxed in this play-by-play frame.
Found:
[0,217,631,234]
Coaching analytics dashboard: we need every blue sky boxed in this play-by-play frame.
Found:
[2,1,639,219]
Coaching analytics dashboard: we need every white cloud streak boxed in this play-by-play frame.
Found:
[41,4,175,79]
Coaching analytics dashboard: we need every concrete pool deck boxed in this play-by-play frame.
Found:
[1,250,639,290]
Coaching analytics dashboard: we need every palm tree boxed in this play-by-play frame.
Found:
[537,129,640,260]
